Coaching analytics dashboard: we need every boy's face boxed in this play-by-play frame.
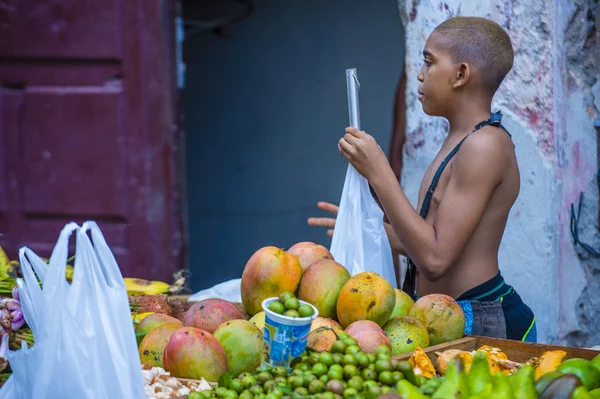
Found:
[417,32,459,117]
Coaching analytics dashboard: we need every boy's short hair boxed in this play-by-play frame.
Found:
[434,17,514,96]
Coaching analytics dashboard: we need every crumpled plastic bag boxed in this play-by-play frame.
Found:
[0,222,145,399]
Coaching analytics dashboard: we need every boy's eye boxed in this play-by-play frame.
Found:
[423,59,432,67]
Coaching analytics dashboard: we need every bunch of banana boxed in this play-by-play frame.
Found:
[124,270,187,296]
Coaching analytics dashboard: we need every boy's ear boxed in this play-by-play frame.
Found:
[453,63,470,89]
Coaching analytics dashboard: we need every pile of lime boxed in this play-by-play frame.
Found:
[267,292,315,318]
[189,333,421,399]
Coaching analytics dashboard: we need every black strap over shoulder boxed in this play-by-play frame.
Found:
[401,111,510,299]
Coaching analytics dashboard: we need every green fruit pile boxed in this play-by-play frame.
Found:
[267,292,315,319]
[189,332,419,399]
[187,349,600,399]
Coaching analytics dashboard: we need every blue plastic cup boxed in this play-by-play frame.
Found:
[261,297,319,369]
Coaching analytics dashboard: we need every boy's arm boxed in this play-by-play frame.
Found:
[339,128,504,281]
[384,222,407,256]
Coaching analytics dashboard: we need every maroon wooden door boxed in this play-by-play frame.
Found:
[0,0,185,281]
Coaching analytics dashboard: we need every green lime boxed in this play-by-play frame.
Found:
[347,376,364,391]
[375,345,391,357]
[294,387,309,396]
[229,379,244,393]
[344,338,358,347]
[345,345,361,355]
[298,304,315,317]
[342,354,357,367]
[238,391,253,399]
[294,362,309,371]
[263,380,277,392]
[242,375,257,389]
[283,309,300,318]
[331,340,347,354]
[200,391,213,399]
[375,359,393,374]
[319,374,329,384]
[392,371,405,382]
[337,332,350,341]
[319,352,335,366]
[362,368,377,381]
[332,353,344,364]
[366,353,377,364]
[364,382,381,398]
[308,352,320,365]
[215,387,228,397]
[187,392,204,399]
[329,364,344,373]
[279,291,295,303]
[557,358,600,391]
[274,365,288,377]
[223,389,239,399]
[320,392,336,399]
[343,364,359,379]
[381,385,393,393]
[249,385,264,395]
[257,371,273,383]
[303,373,317,386]
[288,375,304,389]
[327,368,344,381]
[284,297,300,311]
[312,363,328,377]
[268,301,285,314]
[343,387,359,398]
[356,352,370,368]
[309,379,326,394]
[264,394,279,399]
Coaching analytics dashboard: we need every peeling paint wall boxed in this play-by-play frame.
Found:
[398,0,599,345]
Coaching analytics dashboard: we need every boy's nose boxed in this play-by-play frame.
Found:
[417,70,424,82]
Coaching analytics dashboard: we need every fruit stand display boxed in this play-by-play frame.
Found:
[126,243,600,399]
[1,239,599,398]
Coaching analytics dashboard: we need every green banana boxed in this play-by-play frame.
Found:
[512,365,537,399]
[396,379,429,399]
[539,373,581,399]
[489,372,514,399]
[432,357,470,399]
[468,351,493,396]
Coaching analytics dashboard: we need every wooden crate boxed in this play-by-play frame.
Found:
[392,335,600,365]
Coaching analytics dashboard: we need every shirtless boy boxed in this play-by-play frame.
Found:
[309,17,536,342]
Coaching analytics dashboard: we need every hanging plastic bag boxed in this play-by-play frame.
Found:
[329,68,397,288]
[0,222,145,399]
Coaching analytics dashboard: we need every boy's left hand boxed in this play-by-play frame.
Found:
[338,127,389,180]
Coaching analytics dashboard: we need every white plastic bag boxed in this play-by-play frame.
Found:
[329,69,397,288]
[0,222,145,399]
[188,278,242,303]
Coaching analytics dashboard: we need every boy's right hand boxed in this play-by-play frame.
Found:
[307,201,339,238]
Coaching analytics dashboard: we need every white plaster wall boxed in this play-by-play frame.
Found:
[398,0,599,345]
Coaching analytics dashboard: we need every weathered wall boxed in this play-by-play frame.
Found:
[398,0,599,345]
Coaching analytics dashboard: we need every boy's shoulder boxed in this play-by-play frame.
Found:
[452,125,514,183]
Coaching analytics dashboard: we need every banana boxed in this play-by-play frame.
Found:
[124,278,171,295]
